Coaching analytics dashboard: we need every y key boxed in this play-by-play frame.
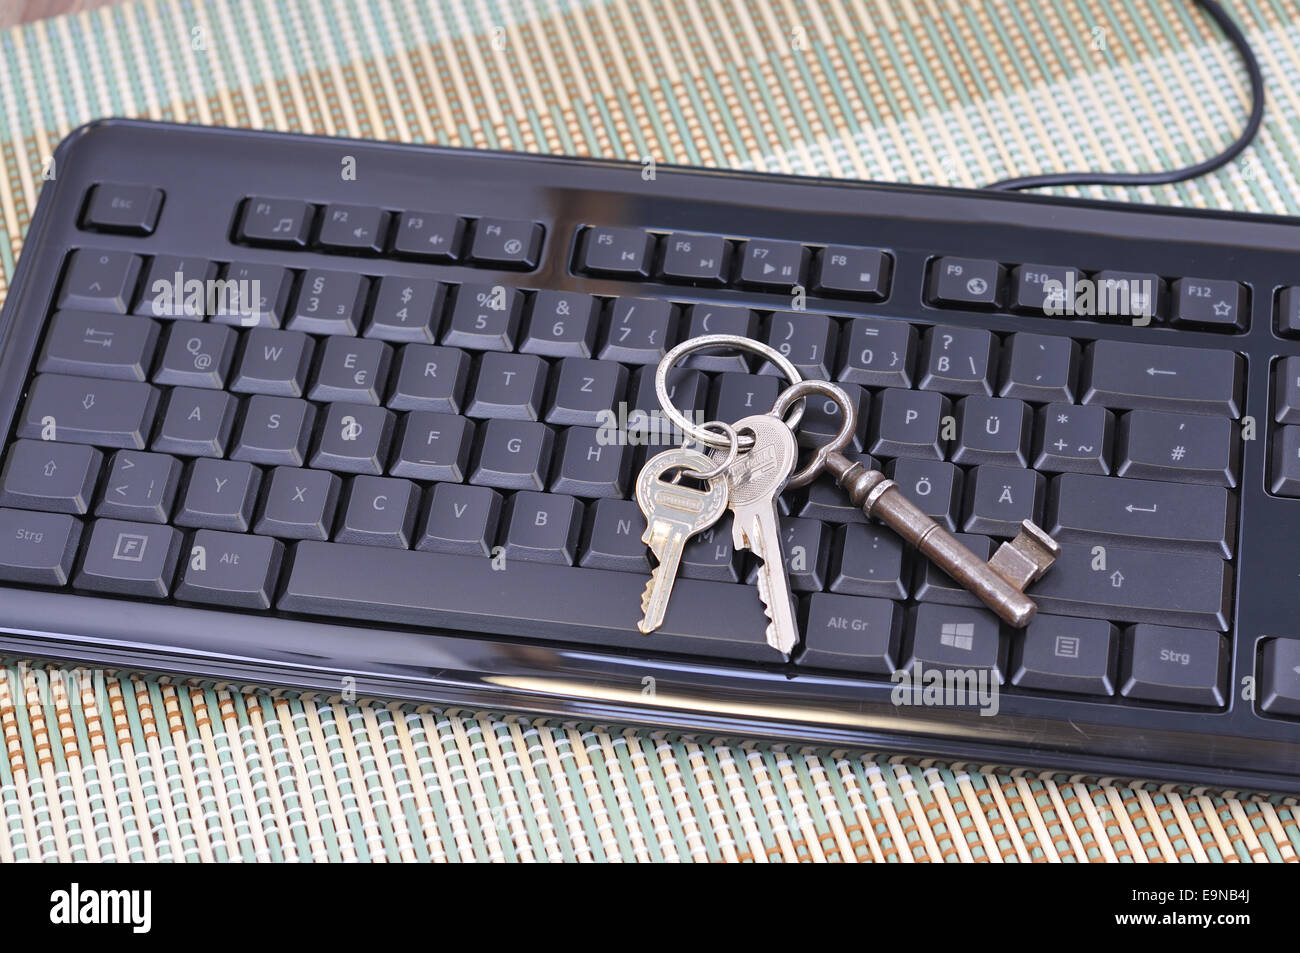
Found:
[635,447,729,634]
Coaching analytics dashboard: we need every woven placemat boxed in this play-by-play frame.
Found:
[2,0,1299,862]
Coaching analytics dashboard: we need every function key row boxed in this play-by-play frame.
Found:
[927,255,1249,331]
[575,226,893,301]
[235,196,544,269]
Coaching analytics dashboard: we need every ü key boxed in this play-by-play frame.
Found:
[775,381,1061,627]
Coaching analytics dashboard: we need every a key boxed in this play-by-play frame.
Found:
[634,446,729,635]
[712,414,802,654]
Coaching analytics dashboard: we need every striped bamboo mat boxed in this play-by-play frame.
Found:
[2,0,1299,862]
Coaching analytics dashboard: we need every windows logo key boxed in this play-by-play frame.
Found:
[940,622,976,652]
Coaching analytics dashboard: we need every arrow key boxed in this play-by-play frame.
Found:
[0,439,102,514]
[95,450,181,523]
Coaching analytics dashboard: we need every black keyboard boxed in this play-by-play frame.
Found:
[3,119,1299,793]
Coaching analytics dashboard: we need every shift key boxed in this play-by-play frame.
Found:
[18,373,159,449]
[1029,542,1231,631]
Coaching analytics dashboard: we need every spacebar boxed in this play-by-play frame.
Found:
[280,541,777,662]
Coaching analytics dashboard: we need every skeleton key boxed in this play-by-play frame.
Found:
[711,414,802,655]
[634,446,730,634]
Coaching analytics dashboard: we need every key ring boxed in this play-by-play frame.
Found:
[655,334,805,450]
[671,420,740,482]
[770,379,857,490]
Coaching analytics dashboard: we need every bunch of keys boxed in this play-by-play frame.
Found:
[635,334,1063,657]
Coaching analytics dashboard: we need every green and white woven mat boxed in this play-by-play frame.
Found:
[3,0,1300,862]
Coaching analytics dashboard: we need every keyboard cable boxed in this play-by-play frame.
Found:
[984,0,1265,191]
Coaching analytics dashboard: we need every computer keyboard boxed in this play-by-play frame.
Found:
[2,118,1298,792]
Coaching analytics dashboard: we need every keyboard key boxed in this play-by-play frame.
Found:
[317,203,387,254]
[468,218,543,268]
[1274,357,1300,424]
[738,239,806,290]
[963,465,1043,537]
[38,310,157,381]
[58,249,141,313]
[176,530,283,609]
[96,450,181,523]
[255,467,342,540]
[366,276,445,343]
[0,508,81,585]
[288,269,368,335]
[416,483,502,556]
[1081,339,1242,417]
[952,396,1030,467]
[628,365,704,441]
[1117,410,1236,486]
[387,344,470,413]
[1092,270,1165,322]
[444,283,524,351]
[1029,543,1231,630]
[1032,403,1112,475]
[503,491,583,565]
[218,262,294,328]
[796,382,868,452]
[1271,426,1300,496]
[1278,287,1300,337]
[153,322,236,389]
[82,183,164,234]
[0,440,101,514]
[336,476,419,547]
[19,374,159,449]
[579,226,654,277]
[659,232,730,285]
[827,523,908,599]
[678,513,740,582]
[1047,473,1232,557]
[467,352,548,420]
[232,329,314,397]
[760,311,837,380]
[550,426,629,498]
[682,306,760,370]
[1259,638,1300,718]
[745,517,827,591]
[886,458,962,531]
[998,332,1078,402]
[906,604,1004,684]
[311,404,394,474]
[392,211,464,262]
[797,593,899,674]
[599,297,676,365]
[708,373,780,431]
[836,318,916,388]
[1172,277,1247,330]
[175,458,261,531]
[133,255,218,319]
[390,412,474,482]
[918,325,997,396]
[232,396,315,466]
[927,256,1003,309]
[310,336,392,404]
[75,519,181,598]
[279,540,778,661]
[1010,264,1082,314]
[545,358,626,427]
[1010,616,1117,696]
[238,196,312,247]
[799,453,877,524]
[153,388,236,457]
[1120,624,1227,707]
[868,388,948,460]
[471,419,554,490]
[521,292,600,358]
[578,499,648,572]
[814,245,890,300]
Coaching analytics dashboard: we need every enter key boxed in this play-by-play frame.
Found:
[1047,472,1233,557]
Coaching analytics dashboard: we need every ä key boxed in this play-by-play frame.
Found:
[634,445,730,634]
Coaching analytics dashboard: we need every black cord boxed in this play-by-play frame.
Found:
[984,0,1265,191]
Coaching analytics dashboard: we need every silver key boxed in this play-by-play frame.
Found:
[634,446,729,634]
[715,414,800,655]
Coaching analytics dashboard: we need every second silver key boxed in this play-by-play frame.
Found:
[716,414,800,655]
